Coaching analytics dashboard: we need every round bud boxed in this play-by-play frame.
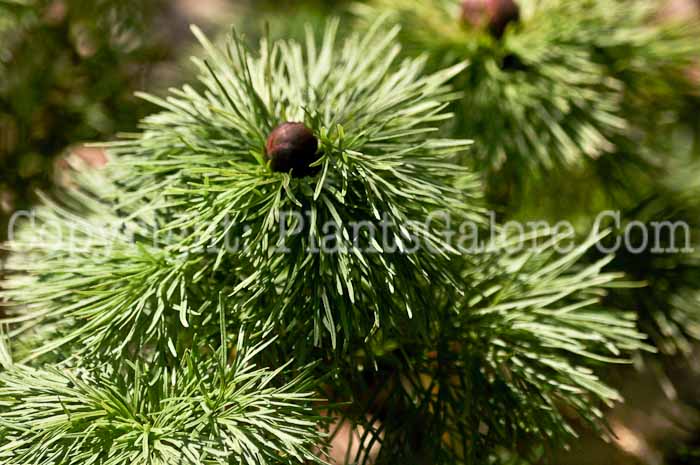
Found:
[461,0,520,38]
[265,122,320,177]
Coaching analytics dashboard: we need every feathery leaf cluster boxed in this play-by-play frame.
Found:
[355,0,699,193]
[0,17,656,465]
[103,20,486,350]
[336,231,648,464]
[356,0,700,399]
[0,332,324,465]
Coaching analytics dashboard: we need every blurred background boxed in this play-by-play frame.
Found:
[1,1,699,464]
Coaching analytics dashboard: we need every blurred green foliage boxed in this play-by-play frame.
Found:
[231,0,353,44]
[0,0,177,237]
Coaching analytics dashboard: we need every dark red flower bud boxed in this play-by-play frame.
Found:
[265,122,321,177]
[461,0,520,38]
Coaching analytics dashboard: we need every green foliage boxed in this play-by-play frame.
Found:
[232,0,354,44]
[0,14,661,465]
[0,0,173,238]
[357,0,700,382]
[354,0,699,198]
[2,159,199,361]
[102,20,485,351]
[0,332,325,465]
[597,168,700,357]
[336,232,648,464]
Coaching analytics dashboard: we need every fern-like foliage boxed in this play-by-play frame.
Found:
[101,20,486,351]
[1,159,211,362]
[598,181,700,357]
[0,17,654,465]
[0,331,324,465]
[354,0,699,196]
[333,231,649,464]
